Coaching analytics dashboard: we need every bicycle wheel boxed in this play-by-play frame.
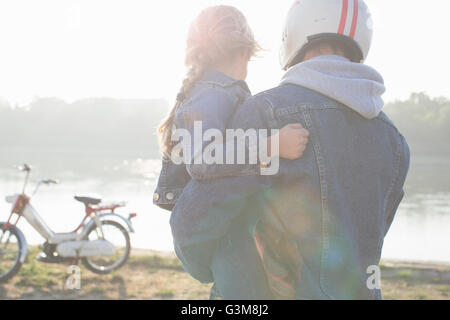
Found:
[0,223,25,283]
[82,220,130,274]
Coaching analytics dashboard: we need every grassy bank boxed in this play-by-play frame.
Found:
[1,247,449,300]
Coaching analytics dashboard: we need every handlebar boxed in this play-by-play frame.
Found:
[15,164,59,196]
[18,164,31,172]
[32,179,59,196]
[42,179,59,185]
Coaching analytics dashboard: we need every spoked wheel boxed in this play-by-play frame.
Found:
[82,220,130,274]
[0,224,24,283]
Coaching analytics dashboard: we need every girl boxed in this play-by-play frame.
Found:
[154,5,309,299]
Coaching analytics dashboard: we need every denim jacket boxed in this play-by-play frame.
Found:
[153,70,260,211]
[155,70,410,300]
[167,80,409,298]
[225,83,410,300]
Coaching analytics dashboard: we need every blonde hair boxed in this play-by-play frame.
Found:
[158,5,259,156]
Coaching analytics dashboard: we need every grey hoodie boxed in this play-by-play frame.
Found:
[280,55,386,119]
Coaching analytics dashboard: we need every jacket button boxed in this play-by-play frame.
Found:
[153,193,160,201]
[166,192,175,201]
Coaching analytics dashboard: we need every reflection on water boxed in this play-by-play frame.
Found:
[0,150,449,262]
[0,150,174,252]
[382,193,450,262]
[0,178,174,252]
[379,154,450,262]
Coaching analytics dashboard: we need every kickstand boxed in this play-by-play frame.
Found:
[70,248,81,266]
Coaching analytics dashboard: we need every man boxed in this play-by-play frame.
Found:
[228,0,410,299]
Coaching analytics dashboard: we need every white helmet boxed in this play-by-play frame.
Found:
[280,0,374,70]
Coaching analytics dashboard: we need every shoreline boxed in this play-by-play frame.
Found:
[133,247,450,268]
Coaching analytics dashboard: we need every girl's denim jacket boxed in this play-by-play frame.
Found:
[154,70,269,245]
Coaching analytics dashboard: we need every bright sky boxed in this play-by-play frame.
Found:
[0,0,449,106]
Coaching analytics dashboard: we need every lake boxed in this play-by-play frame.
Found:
[0,147,449,263]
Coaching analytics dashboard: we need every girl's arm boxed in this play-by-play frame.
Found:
[175,88,258,180]
[176,89,308,180]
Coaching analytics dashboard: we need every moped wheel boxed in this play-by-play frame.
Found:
[82,220,130,274]
[0,223,24,283]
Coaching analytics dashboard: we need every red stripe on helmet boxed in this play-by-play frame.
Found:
[349,0,359,38]
[338,0,349,34]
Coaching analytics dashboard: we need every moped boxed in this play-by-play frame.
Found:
[0,164,137,282]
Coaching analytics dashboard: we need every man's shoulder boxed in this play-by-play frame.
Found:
[250,84,299,103]
[376,111,400,131]
[241,85,293,113]
[248,83,337,111]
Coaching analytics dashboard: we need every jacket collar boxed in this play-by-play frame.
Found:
[200,69,250,93]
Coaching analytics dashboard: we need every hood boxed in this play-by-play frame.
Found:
[280,55,386,119]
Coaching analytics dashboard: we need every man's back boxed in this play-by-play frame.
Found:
[238,82,410,299]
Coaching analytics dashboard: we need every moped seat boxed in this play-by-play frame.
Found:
[74,196,102,206]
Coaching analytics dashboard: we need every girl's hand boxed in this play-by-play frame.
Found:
[268,123,310,160]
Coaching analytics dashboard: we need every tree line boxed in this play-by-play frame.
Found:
[0,92,448,157]
[0,97,169,158]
